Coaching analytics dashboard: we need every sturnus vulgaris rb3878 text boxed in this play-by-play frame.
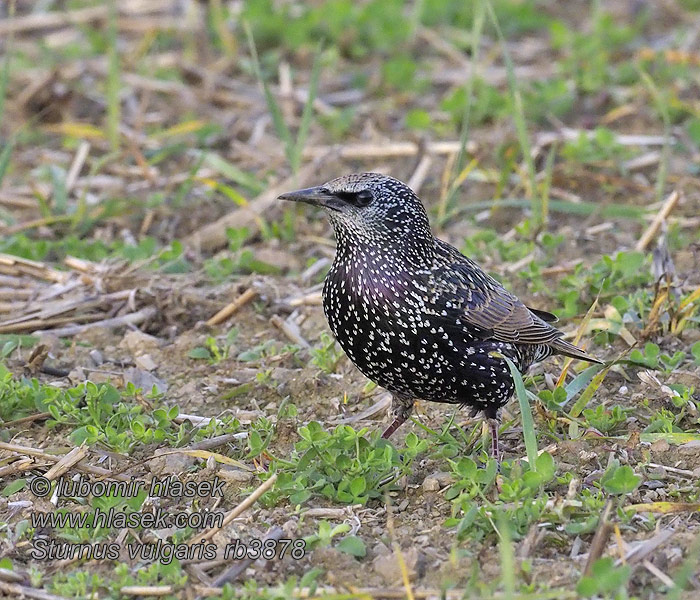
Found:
[279,173,601,457]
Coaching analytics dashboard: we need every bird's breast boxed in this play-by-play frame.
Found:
[322,258,437,386]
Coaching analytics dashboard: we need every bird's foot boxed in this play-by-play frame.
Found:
[380,417,407,439]
[487,418,500,462]
[380,395,414,439]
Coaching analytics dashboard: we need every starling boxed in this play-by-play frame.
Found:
[279,173,601,456]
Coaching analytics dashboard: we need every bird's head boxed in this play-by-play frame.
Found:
[278,173,432,249]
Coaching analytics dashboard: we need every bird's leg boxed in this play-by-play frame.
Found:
[381,395,414,439]
[488,418,500,461]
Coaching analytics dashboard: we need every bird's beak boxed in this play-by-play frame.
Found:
[277,186,341,211]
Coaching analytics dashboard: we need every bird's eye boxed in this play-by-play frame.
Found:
[337,189,373,207]
[354,190,373,207]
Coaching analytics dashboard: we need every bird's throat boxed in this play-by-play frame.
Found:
[329,216,436,273]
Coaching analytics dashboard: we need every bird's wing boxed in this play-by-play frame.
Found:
[425,241,563,346]
[528,307,558,323]
[424,240,602,363]
[427,260,562,345]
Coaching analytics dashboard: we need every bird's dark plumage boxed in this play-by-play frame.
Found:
[279,173,601,453]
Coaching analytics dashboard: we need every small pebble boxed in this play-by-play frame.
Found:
[89,349,103,365]
[651,438,670,453]
[134,353,157,371]
[218,469,255,484]
[422,476,440,492]
[422,471,451,492]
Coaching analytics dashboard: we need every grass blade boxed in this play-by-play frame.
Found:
[0,46,9,128]
[106,0,121,150]
[639,69,671,204]
[451,157,480,191]
[556,295,600,387]
[151,119,209,139]
[496,513,516,600]
[292,42,323,174]
[173,153,206,208]
[637,432,700,445]
[503,355,538,468]
[0,139,13,187]
[455,197,646,219]
[440,0,485,223]
[244,22,294,168]
[569,366,610,418]
[49,166,68,215]
[563,364,605,405]
[485,0,537,223]
[197,151,264,194]
[0,0,14,129]
[45,122,105,139]
[539,142,556,228]
[196,177,249,206]
[209,0,237,59]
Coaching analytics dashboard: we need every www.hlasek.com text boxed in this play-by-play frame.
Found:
[31,506,224,530]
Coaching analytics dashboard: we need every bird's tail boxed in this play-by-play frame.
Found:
[549,337,603,364]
